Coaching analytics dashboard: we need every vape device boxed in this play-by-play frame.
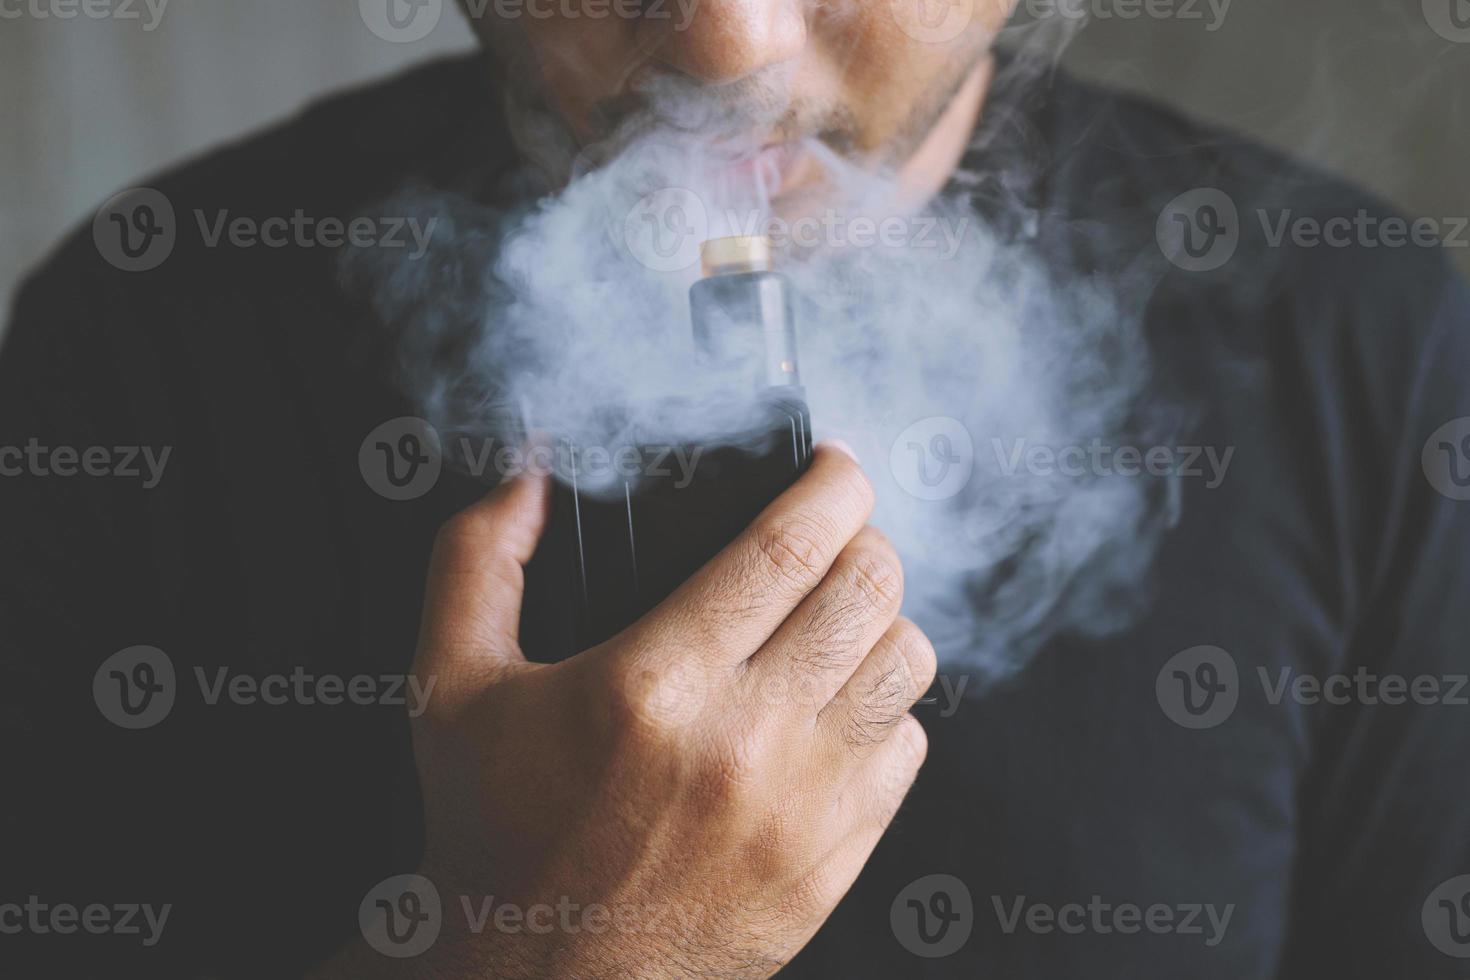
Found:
[523,237,814,660]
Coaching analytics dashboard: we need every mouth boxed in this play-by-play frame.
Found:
[713,141,821,205]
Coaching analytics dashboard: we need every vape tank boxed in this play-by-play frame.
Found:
[522,236,814,659]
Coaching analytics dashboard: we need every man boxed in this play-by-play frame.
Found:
[4,0,1469,976]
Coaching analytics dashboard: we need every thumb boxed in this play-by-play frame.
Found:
[414,472,552,699]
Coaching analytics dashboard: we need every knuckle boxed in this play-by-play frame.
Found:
[823,450,877,518]
[867,717,928,823]
[892,713,929,769]
[889,619,938,696]
[692,728,767,807]
[753,515,834,594]
[607,659,696,735]
[838,540,904,618]
[844,681,908,750]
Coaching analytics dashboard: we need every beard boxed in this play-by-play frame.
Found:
[477,28,985,203]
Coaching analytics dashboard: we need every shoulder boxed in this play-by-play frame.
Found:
[7,53,504,343]
[1030,69,1470,614]
[1000,66,1469,412]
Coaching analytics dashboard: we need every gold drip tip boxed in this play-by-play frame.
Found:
[700,236,772,277]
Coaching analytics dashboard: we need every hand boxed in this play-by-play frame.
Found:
[315,444,936,979]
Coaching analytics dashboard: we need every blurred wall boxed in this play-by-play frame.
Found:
[3,0,1467,319]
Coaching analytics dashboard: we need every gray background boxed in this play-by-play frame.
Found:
[2,0,1467,319]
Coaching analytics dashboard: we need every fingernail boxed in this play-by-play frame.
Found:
[825,439,861,465]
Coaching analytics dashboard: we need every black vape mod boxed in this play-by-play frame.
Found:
[523,237,814,660]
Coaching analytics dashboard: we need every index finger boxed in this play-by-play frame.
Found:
[622,442,875,670]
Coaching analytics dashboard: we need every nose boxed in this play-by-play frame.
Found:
[650,0,809,84]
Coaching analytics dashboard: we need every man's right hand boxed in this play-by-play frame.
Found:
[315,443,936,979]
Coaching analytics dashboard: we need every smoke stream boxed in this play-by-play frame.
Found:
[344,29,1182,687]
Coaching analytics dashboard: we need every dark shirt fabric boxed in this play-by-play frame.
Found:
[4,54,1470,978]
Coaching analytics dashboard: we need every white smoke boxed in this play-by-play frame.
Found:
[345,41,1180,686]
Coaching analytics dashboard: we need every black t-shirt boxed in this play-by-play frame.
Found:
[4,54,1469,978]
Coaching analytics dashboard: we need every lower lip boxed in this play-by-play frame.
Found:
[724,145,799,197]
